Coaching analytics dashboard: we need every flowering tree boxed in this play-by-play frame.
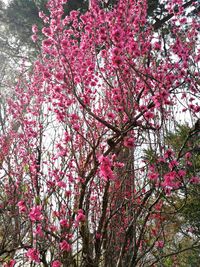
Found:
[0,0,200,266]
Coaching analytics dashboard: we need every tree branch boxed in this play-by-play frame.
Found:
[153,0,197,30]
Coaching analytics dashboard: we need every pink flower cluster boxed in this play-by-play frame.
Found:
[162,171,180,194]
[52,260,61,267]
[76,209,86,222]
[124,137,134,148]
[98,155,115,181]
[17,200,26,213]
[29,205,43,222]
[59,240,71,252]
[60,219,70,228]
[155,240,164,249]
[75,209,86,227]
[26,248,40,263]
[3,259,16,267]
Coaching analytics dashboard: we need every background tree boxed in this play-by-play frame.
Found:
[143,123,200,266]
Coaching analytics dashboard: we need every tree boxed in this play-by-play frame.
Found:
[0,0,200,266]
[3,0,88,49]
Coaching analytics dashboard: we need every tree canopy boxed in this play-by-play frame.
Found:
[0,0,200,266]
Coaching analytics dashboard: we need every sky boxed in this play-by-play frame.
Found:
[2,0,9,5]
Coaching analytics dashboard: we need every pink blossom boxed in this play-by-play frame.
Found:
[98,155,115,181]
[38,11,48,22]
[112,29,122,41]
[29,206,43,222]
[185,152,192,160]
[112,55,123,67]
[60,240,71,252]
[95,233,102,239]
[112,47,120,55]
[124,137,134,148]
[164,171,176,183]
[60,219,69,228]
[31,34,38,43]
[61,39,68,49]
[148,172,159,181]
[154,42,161,50]
[168,160,178,170]
[144,111,154,120]
[178,169,186,177]
[32,24,38,33]
[17,201,26,213]
[43,71,51,79]
[114,162,125,168]
[42,27,52,37]
[52,260,61,267]
[3,259,16,267]
[155,241,164,248]
[42,39,53,47]
[26,248,40,263]
[190,176,200,184]
[70,10,79,19]
[107,112,116,119]
[55,72,64,82]
[162,171,181,194]
[76,209,86,222]
[2,0,200,264]
[164,149,174,159]
[65,190,72,197]
[35,224,44,237]
[73,124,80,131]
[57,181,66,188]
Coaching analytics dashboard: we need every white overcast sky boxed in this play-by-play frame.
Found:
[2,0,9,5]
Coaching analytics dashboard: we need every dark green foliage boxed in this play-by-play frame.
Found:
[183,190,200,234]
[63,0,88,15]
[166,124,191,153]
[165,124,200,252]
[5,0,88,48]
[143,148,158,164]
[6,0,43,46]
[147,0,159,16]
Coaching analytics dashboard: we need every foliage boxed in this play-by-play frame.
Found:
[145,122,200,266]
